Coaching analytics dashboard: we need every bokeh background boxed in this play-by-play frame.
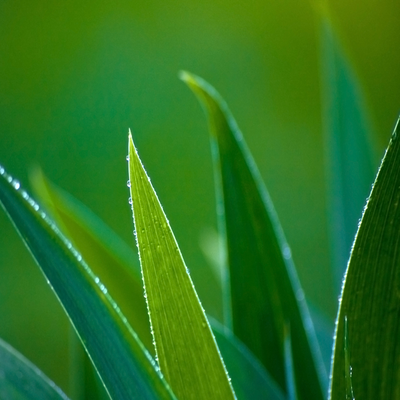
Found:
[1,0,399,397]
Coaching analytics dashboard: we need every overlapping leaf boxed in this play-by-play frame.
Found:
[30,169,153,352]
[181,71,327,400]
[31,168,286,400]
[0,166,175,400]
[128,134,236,400]
[330,119,400,399]
[0,338,70,400]
[319,12,376,293]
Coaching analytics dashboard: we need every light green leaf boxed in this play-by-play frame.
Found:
[128,133,236,400]
[211,319,285,400]
[330,119,400,399]
[32,168,282,400]
[0,338,70,400]
[0,166,176,400]
[30,169,153,352]
[180,71,327,400]
[319,12,377,293]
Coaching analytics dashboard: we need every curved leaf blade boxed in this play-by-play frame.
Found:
[30,169,153,352]
[128,133,236,400]
[0,338,70,400]
[180,71,327,400]
[0,166,175,400]
[330,119,400,399]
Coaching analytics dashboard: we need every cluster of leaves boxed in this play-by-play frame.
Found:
[1,18,400,400]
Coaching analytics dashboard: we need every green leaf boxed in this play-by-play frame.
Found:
[0,166,176,400]
[319,12,377,293]
[33,167,285,400]
[128,133,236,400]
[343,317,355,400]
[0,337,70,400]
[330,119,400,399]
[283,325,298,400]
[180,71,327,400]
[211,319,285,400]
[30,169,153,352]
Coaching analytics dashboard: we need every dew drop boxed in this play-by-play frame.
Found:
[127,180,131,188]
[282,245,292,260]
[0,166,4,175]
[128,197,133,205]
[33,203,39,211]
[12,180,20,190]
[7,175,12,183]
[126,155,130,161]
[94,277,100,284]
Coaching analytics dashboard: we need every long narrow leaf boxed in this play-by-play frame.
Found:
[181,71,327,400]
[128,133,236,400]
[330,119,400,399]
[30,169,153,352]
[0,338,70,400]
[319,13,376,293]
[33,168,286,400]
[0,166,175,400]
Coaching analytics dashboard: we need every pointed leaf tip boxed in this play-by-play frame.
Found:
[128,135,236,400]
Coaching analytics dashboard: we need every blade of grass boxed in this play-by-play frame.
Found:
[180,71,327,400]
[32,168,284,400]
[330,119,400,399]
[30,169,153,352]
[318,11,377,294]
[0,338,70,400]
[128,133,236,400]
[0,166,176,400]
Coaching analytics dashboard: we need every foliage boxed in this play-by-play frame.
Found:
[1,7,400,400]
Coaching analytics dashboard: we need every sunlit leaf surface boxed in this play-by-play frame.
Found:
[128,133,236,400]
[181,71,327,400]
[0,166,175,400]
[330,119,400,399]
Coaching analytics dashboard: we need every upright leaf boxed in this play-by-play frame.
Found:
[319,12,376,293]
[181,71,327,400]
[0,166,175,400]
[330,119,400,399]
[128,133,236,400]
[32,168,285,400]
[0,338,70,400]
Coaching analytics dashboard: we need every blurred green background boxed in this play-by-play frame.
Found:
[0,0,399,397]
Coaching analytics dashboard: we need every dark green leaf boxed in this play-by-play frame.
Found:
[0,338,70,400]
[283,325,298,400]
[30,169,153,352]
[128,134,236,400]
[319,13,377,293]
[330,119,400,399]
[211,319,285,400]
[0,166,176,400]
[181,71,327,400]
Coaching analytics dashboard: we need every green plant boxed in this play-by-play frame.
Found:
[1,18,400,400]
